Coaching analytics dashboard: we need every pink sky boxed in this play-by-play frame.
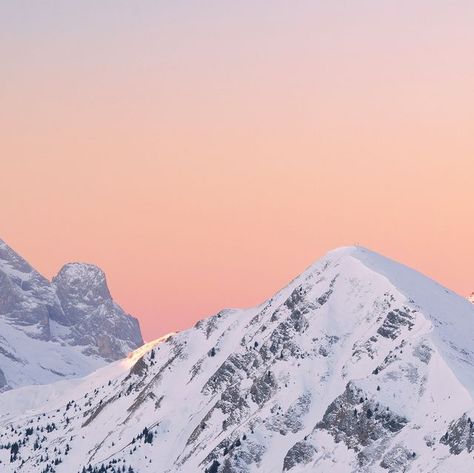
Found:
[1,1,473,339]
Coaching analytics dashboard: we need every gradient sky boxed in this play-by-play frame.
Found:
[1,1,473,340]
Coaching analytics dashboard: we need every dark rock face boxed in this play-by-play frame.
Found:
[0,368,7,390]
[316,382,408,450]
[283,441,317,470]
[377,308,414,340]
[52,263,143,360]
[440,414,474,454]
[250,371,277,406]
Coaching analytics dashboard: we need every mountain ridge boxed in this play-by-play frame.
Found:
[0,238,143,391]
[1,246,474,472]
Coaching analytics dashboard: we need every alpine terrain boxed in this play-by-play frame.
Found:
[1,246,474,473]
[0,239,143,391]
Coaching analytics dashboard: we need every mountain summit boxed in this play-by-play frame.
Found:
[52,262,143,360]
[0,239,143,391]
[1,246,473,472]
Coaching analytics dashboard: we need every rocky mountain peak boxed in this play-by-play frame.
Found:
[0,238,143,390]
[53,262,112,312]
[51,261,143,360]
[0,238,34,274]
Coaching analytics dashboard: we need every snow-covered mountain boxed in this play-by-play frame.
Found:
[0,239,143,391]
[1,246,474,473]
[468,293,474,304]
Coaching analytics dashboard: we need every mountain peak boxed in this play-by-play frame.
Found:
[52,261,143,361]
[285,245,474,396]
[2,246,474,472]
[0,239,143,390]
[53,262,111,305]
[0,238,62,341]
[56,261,106,280]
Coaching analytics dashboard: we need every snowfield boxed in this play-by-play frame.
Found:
[1,246,474,473]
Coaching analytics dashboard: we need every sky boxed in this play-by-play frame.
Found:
[1,1,473,340]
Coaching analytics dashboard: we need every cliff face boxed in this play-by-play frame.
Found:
[52,262,143,360]
[0,239,62,341]
[0,239,143,391]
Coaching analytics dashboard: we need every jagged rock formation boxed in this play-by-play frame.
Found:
[52,263,143,360]
[1,246,474,472]
[0,239,143,391]
[0,239,63,340]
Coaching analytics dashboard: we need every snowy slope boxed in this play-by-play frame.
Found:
[1,246,474,473]
[468,293,474,304]
[0,316,104,391]
[0,239,143,391]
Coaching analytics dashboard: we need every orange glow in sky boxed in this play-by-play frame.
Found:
[1,1,473,339]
